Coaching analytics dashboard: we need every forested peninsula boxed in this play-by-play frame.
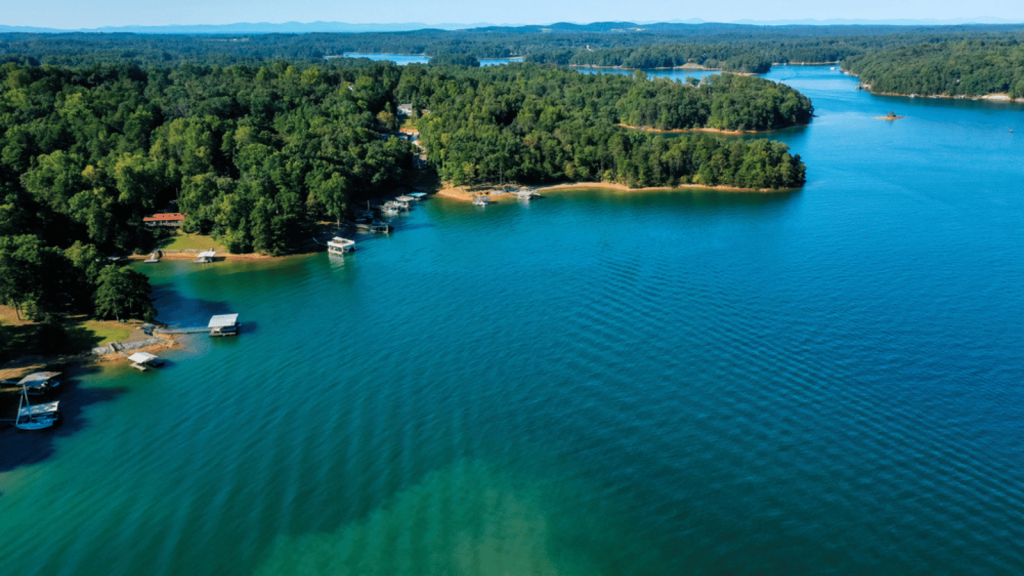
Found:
[402,65,810,188]
[843,40,1024,99]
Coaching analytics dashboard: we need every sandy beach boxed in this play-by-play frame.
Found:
[128,251,289,263]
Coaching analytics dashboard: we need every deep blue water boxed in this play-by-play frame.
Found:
[2,66,1024,575]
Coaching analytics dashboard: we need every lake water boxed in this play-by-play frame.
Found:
[3,66,1024,575]
[341,54,522,66]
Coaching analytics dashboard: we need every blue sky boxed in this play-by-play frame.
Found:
[6,0,1024,29]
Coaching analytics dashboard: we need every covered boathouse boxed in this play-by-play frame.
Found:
[208,314,240,337]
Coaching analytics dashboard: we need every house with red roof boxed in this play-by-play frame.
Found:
[143,213,186,227]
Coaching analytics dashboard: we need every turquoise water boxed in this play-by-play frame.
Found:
[3,66,1024,575]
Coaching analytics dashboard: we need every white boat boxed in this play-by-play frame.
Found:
[16,387,60,430]
[327,236,356,255]
[472,195,490,206]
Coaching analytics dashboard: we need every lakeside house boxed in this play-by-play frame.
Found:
[397,103,430,118]
[143,213,187,227]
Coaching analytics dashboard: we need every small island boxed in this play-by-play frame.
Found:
[875,111,906,120]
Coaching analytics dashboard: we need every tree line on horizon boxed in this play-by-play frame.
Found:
[2,23,1022,79]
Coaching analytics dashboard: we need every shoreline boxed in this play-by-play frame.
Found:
[847,74,1024,103]
[437,180,790,202]
[0,333,180,383]
[128,251,291,263]
[617,122,788,135]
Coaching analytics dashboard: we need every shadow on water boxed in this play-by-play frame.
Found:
[0,364,128,475]
[149,286,237,328]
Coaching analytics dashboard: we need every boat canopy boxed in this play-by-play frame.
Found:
[18,372,60,388]
[208,314,239,328]
[197,250,217,258]
[128,352,158,364]
[408,192,427,198]
[327,237,355,247]
[395,195,414,202]
[19,401,60,417]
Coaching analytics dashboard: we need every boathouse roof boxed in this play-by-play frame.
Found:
[208,314,239,328]
[18,371,60,387]
[128,352,158,364]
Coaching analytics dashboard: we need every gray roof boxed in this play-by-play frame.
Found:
[208,314,239,328]
[197,250,217,257]
[18,372,60,388]
[128,352,158,363]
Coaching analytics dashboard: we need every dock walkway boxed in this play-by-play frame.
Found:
[154,327,211,335]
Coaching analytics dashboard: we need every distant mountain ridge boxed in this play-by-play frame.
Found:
[0,18,1020,35]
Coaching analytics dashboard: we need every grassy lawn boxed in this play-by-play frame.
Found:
[66,319,133,348]
[1,306,136,361]
[157,232,227,252]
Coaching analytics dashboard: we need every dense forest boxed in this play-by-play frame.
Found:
[843,39,1024,98]
[0,58,414,333]
[401,64,808,189]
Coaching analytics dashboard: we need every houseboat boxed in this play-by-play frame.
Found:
[370,220,392,234]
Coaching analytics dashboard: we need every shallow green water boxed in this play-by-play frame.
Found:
[2,66,1023,575]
